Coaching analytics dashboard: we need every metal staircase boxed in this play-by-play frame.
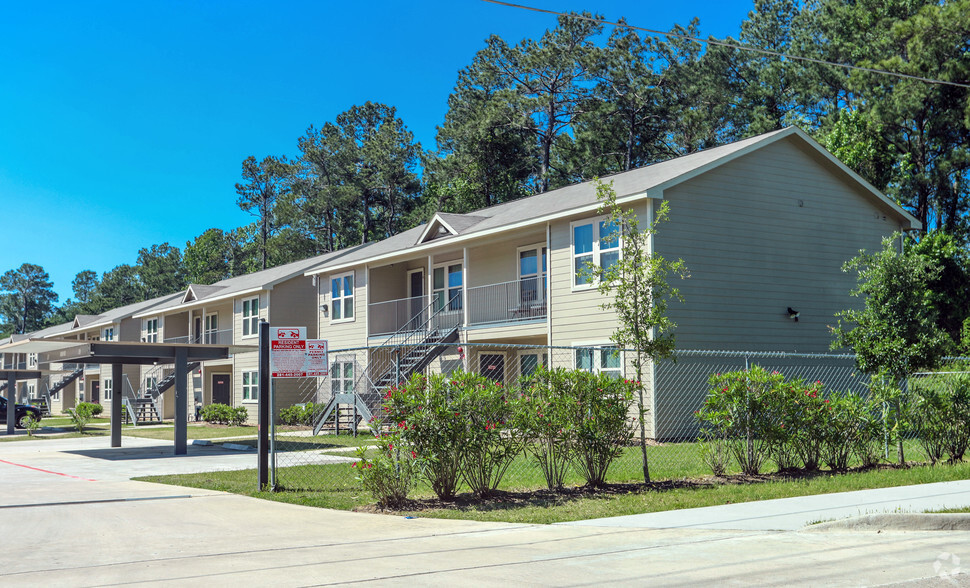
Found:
[120,361,201,425]
[27,365,84,416]
[313,294,461,435]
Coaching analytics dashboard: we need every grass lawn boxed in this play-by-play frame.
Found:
[138,439,970,524]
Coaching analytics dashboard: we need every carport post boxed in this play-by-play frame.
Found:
[174,347,188,455]
[111,363,123,447]
[5,372,14,435]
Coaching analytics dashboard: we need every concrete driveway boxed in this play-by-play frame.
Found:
[1,435,968,586]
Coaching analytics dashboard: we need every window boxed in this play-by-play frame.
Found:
[433,263,462,312]
[144,376,158,395]
[331,272,354,321]
[571,217,620,287]
[102,327,114,341]
[518,245,547,304]
[145,319,158,343]
[104,378,113,400]
[205,314,218,344]
[28,354,37,368]
[518,351,547,378]
[575,346,622,379]
[331,360,354,395]
[242,296,259,337]
[243,371,259,401]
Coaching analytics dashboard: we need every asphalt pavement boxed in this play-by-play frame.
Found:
[1,433,969,586]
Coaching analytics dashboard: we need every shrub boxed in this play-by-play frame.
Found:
[697,366,787,475]
[200,403,249,426]
[777,379,827,470]
[820,390,882,471]
[454,374,521,498]
[384,373,466,500]
[909,366,970,464]
[23,414,41,437]
[569,371,636,487]
[278,402,322,427]
[77,401,103,417]
[516,367,577,490]
[68,402,99,433]
[353,432,420,509]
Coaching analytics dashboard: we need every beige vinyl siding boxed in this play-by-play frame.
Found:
[320,267,368,350]
[269,276,317,338]
[656,137,901,353]
[465,229,545,288]
[548,219,620,347]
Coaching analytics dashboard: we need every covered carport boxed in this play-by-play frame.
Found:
[0,339,229,454]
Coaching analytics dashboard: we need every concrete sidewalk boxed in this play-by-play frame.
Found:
[564,479,970,531]
[1,435,969,586]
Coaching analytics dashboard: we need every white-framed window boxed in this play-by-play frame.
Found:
[27,384,35,396]
[517,244,547,305]
[575,345,622,379]
[433,263,462,312]
[331,360,354,395]
[204,314,218,344]
[145,318,159,343]
[331,272,355,322]
[102,327,114,341]
[104,378,113,400]
[28,354,37,368]
[518,350,548,378]
[242,370,259,402]
[242,296,259,337]
[571,216,620,288]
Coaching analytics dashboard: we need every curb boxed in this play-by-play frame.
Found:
[805,513,970,532]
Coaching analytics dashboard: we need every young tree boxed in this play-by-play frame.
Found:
[0,263,58,336]
[586,181,688,483]
[831,234,952,465]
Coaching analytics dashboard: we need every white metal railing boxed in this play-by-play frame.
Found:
[467,278,547,326]
[163,328,233,345]
[368,295,427,336]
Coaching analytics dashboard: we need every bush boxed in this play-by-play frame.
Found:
[279,403,320,426]
[777,379,827,471]
[454,374,520,498]
[568,370,636,487]
[820,390,882,471]
[910,366,970,464]
[77,401,103,417]
[697,366,787,475]
[200,403,249,426]
[384,373,466,500]
[516,368,578,489]
[68,402,100,433]
[352,432,420,509]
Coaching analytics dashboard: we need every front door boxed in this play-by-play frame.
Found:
[212,374,231,405]
[408,269,424,324]
[90,381,100,404]
[480,354,506,384]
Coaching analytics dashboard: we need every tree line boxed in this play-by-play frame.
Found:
[2,0,969,337]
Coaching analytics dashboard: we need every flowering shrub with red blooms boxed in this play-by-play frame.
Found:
[696,366,787,475]
[352,432,420,509]
[383,373,466,500]
[570,371,636,487]
[457,374,522,498]
[515,368,578,490]
[820,390,882,470]
[777,379,828,470]
[909,364,970,465]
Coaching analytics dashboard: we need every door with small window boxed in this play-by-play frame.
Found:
[480,353,506,384]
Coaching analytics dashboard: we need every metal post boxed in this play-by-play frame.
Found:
[5,372,15,435]
[257,320,270,490]
[111,363,123,448]
[174,348,188,455]
[270,379,276,490]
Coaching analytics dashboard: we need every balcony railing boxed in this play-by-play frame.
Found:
[467,278,546,326]
[368,279,547,335]
[163,328,234,345]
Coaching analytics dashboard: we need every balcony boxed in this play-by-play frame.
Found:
[368,279,547,336]
[467,278,546,326]
[163,328,234,346]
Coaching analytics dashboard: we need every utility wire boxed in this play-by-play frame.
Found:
[481,0,970,89]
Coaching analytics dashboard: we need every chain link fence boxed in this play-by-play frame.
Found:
[265,344,907,494]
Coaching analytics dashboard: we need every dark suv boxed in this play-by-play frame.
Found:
[0,397,43,428]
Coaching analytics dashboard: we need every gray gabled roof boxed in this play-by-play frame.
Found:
[306,126,917,275]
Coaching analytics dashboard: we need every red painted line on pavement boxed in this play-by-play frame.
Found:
[0,458,97,481]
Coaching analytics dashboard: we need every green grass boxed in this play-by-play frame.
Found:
[138,441,970,524]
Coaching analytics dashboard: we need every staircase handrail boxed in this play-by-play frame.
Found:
[121,375,140,424]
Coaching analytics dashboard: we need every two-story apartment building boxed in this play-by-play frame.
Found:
[302,127,919,435]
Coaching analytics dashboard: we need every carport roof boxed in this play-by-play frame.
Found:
[0,339,245,366]
[0,370,41,380]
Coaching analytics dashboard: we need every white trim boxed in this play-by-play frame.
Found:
[241,370,258,403]
[329,270,356,324]
[572,341,623,377]
[417,213,460,244]
[570,214,620,291]
[516,348,547,378]
[406,268,425,299]
[241,295,260,339]
[431,261,463,315]
[132,286,265,319]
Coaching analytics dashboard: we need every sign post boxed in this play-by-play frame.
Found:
[257,321,270,490]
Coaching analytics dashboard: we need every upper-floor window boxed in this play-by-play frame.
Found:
[518,245,547,304]
[433,263,462,312]
[242,296,259,337]
[102,327,114,341]
[571,217,620,288]
[28,354,37,368]
[145,319,159,343]
[331,272,354,321]
[575,346,622,379]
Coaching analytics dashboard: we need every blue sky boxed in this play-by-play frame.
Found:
[0,0,756,303]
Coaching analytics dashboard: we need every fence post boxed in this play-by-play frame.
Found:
[257,320,269,491]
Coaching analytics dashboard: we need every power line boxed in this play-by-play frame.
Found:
[481,0,970,90]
